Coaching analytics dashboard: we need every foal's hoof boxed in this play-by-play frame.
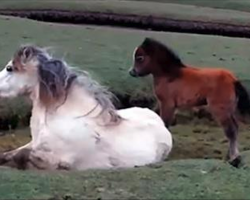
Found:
[170,119,177,126]
[229,156,242,168]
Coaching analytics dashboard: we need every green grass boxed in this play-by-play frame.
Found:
[1,0,250,26]
[1,156,250,199]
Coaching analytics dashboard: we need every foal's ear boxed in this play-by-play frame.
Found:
[143,37,154,45]
[140,37,155,56]
[141,37,156,54]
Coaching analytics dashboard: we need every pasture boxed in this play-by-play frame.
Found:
[0,0,250,199]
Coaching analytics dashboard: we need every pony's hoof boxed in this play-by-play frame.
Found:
[147,162,163,169]
[229,156,242,168]
[0,153,7,165]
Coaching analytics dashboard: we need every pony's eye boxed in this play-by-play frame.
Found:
[6,66,13,72]
[136,56,144,63]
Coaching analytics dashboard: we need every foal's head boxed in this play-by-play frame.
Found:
[0,45,76,106]
[129,37,185,77]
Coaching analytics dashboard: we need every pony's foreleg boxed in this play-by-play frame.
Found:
[0,148,31,169]
[0,143,32,168]
[159,101,175,127]
[0,148,60,170]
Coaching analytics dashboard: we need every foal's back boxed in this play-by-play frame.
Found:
[157,66,238,108]
[180,66,237,92]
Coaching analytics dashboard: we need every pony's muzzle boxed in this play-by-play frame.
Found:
[129,68,139,77]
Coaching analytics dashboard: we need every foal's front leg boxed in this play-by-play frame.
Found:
[159,101,176,128]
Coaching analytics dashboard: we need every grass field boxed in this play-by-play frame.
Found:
[0,7,250,199]
[1,0,250,26]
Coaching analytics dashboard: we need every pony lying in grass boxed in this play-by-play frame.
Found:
[0,45,172,170]
[129,37,250,167]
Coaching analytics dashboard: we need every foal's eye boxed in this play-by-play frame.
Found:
[136,56,144,63]
[6,66,13,72]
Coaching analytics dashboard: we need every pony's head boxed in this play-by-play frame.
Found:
[0,45,76,107]
[0,45,121,123]
[129,37,185,77]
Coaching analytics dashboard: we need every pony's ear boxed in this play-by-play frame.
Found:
[19,46,37,63]
[38,59,75,107]
[23,46,34,58]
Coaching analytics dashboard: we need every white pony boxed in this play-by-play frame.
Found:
[0,45,172,170]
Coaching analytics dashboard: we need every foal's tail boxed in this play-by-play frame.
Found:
[234,81,250,116]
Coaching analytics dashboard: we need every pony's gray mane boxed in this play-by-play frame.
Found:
[73,69,121,122]
[14,44,121,123]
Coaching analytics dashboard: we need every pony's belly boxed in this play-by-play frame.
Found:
[29,117,99,168]
[29,109,172,170]
[176,95,207,108]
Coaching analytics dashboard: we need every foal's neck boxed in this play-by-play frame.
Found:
[152,64,184,83]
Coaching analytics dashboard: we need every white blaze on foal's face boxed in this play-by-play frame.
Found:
[0,58,38,98]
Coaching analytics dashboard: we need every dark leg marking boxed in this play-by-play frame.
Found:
[222,116,241,168]
[12,148,31,170]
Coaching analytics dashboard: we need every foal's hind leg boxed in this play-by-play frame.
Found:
[209,105,240,166]
[221,116,240,164]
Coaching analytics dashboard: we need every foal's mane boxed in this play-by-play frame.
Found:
[13,45,121,124]
[140,38,185,73]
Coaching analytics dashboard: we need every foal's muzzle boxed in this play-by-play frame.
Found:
[129,68,139,77]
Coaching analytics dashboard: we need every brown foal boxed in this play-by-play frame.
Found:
[129,37,250,167]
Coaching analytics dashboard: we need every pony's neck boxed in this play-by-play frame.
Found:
[60,84,104,118]
[30,84,103,118]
